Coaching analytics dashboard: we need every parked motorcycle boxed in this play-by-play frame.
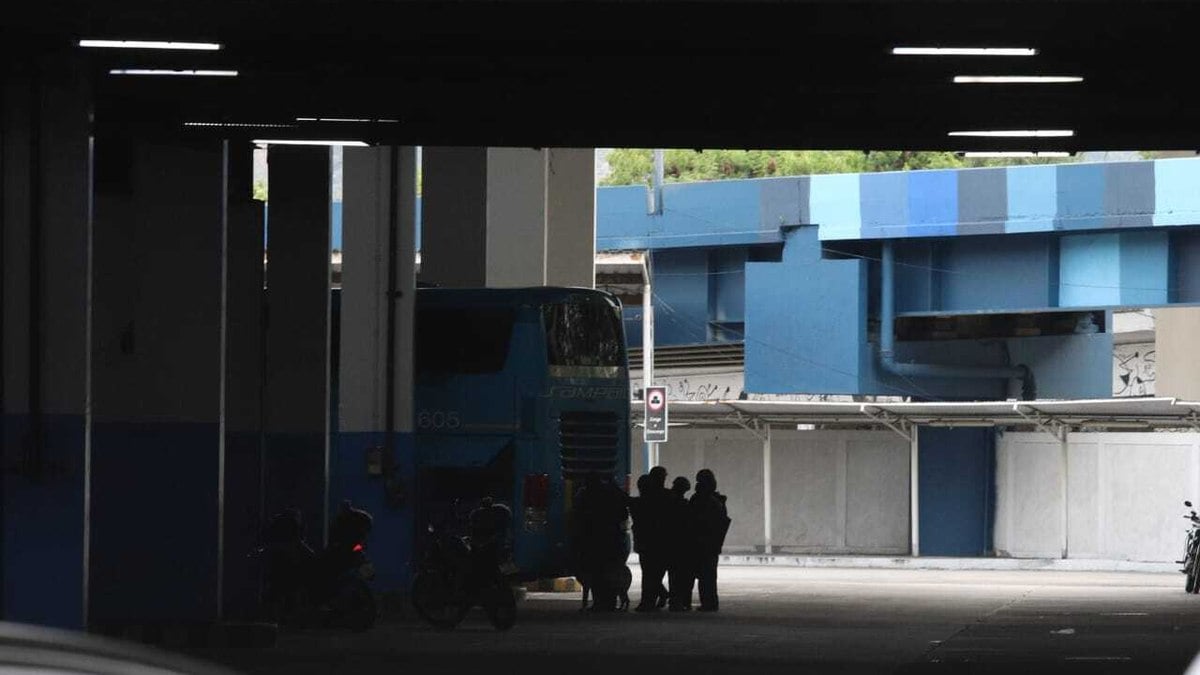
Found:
[411,498,518,631]
[1179,500,1200,594]
[254,501,378,631]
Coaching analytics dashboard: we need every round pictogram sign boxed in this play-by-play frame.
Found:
[648,389,666,411]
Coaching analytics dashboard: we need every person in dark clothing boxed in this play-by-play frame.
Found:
[689,469,730,612]
[666,475,694,611]
[630,473,667,611]
[641,467,672,610]
[572,474,630,611]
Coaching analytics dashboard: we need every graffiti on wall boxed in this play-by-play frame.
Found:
[1113,342,1156,397]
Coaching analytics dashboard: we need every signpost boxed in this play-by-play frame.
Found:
[644,385,668,444]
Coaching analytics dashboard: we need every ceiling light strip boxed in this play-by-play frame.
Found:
[109,69,238,77]
[893,47,1038,57]
[949,130,1074,138]
[954,76,1083,84]
[81,39,222,51]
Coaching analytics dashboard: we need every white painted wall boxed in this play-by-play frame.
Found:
[770,429,910,554]
[642,427,909,554]
[996,432,1200,562]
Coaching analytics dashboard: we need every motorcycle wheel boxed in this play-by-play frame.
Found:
[332,578,378,632]
[483,582,517,631]
[412,570,469,630]
[1190,552,1200,594]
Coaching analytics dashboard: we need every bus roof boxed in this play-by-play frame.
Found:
[417,286,619,308]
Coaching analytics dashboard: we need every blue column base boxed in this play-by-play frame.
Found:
[2,414,86,629]
[89,421,219,624]
[331,432,415,593]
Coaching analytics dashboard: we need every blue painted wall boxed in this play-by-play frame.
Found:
[651,249,712,345]
[745,228,868,394]
[938,237,1058,311]
[918,427,995,557]
[89,422,220,624]
[597,180,790,250]
[2,415,86,628]
[742,227,1114,399]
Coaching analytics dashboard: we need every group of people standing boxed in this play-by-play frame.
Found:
[572,466,731,613]
[631,466,730,612]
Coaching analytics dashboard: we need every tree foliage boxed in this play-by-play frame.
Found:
[600,149,1071,186]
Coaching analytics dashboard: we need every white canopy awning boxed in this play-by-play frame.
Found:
[630,397,1200,440]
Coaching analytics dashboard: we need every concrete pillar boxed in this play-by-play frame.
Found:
[263,147,332,543]
[909,426,920,557]
[420,147,486,287]
[486,147,548,287]
[1152,308,1200,399]
[422,147,595,289]
[336,146,418,592]
[221,143,266,620]
[89,134,228,626]
[1,59,91,628]
[546,148,596,288]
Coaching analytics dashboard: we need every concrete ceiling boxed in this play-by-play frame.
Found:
[8,1,1199,151]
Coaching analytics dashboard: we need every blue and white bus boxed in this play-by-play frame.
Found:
[413,286,631,581]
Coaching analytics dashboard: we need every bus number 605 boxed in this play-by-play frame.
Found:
[417,410,462,430]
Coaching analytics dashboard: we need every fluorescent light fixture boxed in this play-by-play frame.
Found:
[296,117,402,124]
[963,151,1072,158]
[80,39,222,51]
[954,75,1083,84]
[109,69,238,77]
[893,47,1038,57]
[252,139,369,147]
[185,122,295,129]
[949,129,1074,138]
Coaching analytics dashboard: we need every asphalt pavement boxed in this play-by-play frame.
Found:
[190,566,1200,675]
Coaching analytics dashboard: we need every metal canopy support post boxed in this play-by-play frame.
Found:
[727,407,769,442]
[1060,429,1070,559]
[861,405,913,442]
[642,273,655,472]
[910,425,920,557]
[1187,410,1200,432]
[763,423,773,555]
[1015,404,1070,558]
[1013,404,1069,442]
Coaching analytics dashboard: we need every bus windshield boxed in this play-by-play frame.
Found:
[542,296,625,379]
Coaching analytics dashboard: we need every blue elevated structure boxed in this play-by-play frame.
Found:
[596,158,1200,400]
